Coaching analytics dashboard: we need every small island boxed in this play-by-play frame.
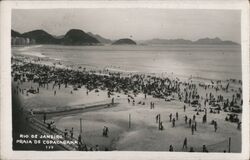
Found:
[112,38,136,45]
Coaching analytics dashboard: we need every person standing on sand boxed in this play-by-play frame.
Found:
[106,127,109,137]
[159,121,164,130]
[184,105,186,112]
[156,114,159,123]
[202,114,207,123]
[176,112,178,120]
[189,118,192,127]
[70,128,74,139]
[169,113,172,122]
[64,129,68,138]
[78,135,82,145]
[54,90,56,96]
[202,145,208,152]
[184,115,188,124]
[172,118,176,127]
[182,137,188,150]
[169,145,174,152]
[194,121,197,131]
[43,113,46,123]
[237,122,241,130]
[214,121,217,132]
[191,124,194,135]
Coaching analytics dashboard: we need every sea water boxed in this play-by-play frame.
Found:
[12,44,242,80]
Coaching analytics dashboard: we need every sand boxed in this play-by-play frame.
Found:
[49,93,241,152]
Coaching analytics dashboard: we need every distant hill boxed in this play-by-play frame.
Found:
[112,38,136,45]
[193,37,238,45]
[87,32,112,44]
[22,30,60,44]
[62,29,100,45]
[143,37,239,45]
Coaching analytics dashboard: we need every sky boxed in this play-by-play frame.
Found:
[12,9,241,43]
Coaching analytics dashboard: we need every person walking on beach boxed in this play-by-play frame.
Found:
[176,112,178,120]
[159,121,164,130]
[54,90,56,96]
[237,122,241,130]
[43,113,46,123]
[172,118,176,127]
[78,135,82,145]
[202,114,206,123]
[64,129,68,138]
[193,115,196,121]
[214,121,217,132]
[169,145,174,152]
[70,127,74,139]
[103,126,106,137]
[184,105,186,112]
[156,114,159,123]
[182,137,188,150]
[202,145,208,152]
[184,115,188,124]
[169,113,172,122]
[189,118,192,127]
[103,126,109,137]
[194,121,197,131]
[191,124,194,135]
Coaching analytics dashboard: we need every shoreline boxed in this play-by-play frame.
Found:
[11,44,242,82]
[12,53,242,83]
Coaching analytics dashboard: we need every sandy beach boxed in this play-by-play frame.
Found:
[11,52,242,152]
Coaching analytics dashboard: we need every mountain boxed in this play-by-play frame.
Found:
[11,30,23,37]
[193,37,238,45]
[87,32,112,44]
[112,38,136,45]
[62,29,100,45]
[15,29,100,45]
[144,37,239,45]
[22,30,60,44]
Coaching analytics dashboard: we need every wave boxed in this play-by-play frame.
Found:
[19,51,46,58]
[17,45,43,51]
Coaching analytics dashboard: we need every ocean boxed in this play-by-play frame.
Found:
[12,44,242,80]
